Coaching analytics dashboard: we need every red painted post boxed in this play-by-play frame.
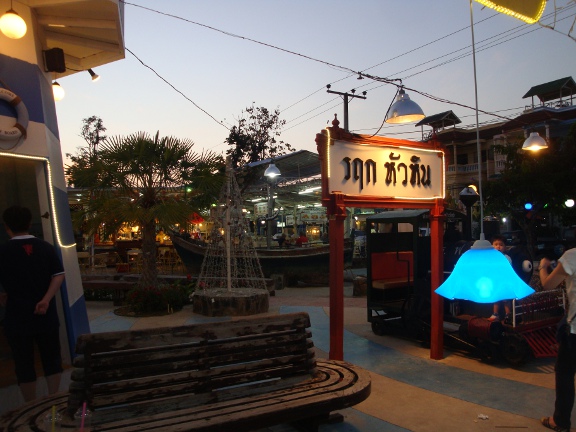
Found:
[328,197,346,361]
[429,202,445,360]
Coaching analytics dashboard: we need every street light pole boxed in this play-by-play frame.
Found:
[326,85,367,132]
[266,182,274,249]
[264,161,281,249]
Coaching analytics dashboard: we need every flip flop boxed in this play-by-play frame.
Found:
[541,417,569,432]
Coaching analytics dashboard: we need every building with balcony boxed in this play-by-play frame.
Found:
[419,77,576,208]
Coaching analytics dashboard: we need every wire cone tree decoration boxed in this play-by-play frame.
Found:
[196,161,267,291]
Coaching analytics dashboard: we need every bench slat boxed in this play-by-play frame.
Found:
[75,313,311,354]
[75,331,310,374]
[90,361,371,432]
[84,355,315,408]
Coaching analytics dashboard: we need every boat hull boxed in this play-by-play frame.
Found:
[172,236,353,286]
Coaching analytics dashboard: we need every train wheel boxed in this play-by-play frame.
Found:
[500,334,530,366]
[478,341,499,364]
[371,318,387,336]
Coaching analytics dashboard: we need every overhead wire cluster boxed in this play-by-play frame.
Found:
[118,0,576,145]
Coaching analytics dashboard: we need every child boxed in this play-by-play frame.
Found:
[488,235,513,322]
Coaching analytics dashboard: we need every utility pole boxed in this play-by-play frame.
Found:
[326,85,367,132]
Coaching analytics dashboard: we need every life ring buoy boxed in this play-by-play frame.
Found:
[0,88,28,141]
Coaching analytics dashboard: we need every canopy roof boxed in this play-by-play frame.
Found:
[415,110,461,129]
[25,0,125,77]
[241,150,322,209]
[522,77,576,103]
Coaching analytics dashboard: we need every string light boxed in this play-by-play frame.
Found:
[0,152,76,248]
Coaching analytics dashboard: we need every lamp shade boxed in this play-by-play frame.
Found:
[52,81,65,101]
[522,131,548,151]
[0,9,27,39]
[435,239,535,303]
[385,89,425,124]
[474,0,546,24]
[264,162,281,178]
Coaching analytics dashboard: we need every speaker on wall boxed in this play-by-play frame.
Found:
[43,48,66,73]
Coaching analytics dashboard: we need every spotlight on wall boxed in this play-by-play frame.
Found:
[0,0,27,39]
[88,68,100,82]
[52,81,65,101]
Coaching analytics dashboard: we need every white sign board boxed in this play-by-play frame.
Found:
[327,139,445,200]
[254,202,268,217]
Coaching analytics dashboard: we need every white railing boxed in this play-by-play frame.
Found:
[510,287,566,328]
[447,163,479,173]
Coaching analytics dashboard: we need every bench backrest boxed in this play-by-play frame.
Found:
[67,312,316,416]
[371,251,413,281]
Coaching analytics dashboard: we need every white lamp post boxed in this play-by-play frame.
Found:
[264,162,281,249]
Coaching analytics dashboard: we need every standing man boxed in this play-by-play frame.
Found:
[0,205,65,402]
[539,248,576,432]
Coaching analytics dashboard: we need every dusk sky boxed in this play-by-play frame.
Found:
[54,1,576,162]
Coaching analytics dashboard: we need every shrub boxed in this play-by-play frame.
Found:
[125,280,195,315]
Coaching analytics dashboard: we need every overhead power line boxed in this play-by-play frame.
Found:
[120,1,576,141]
[125,47,228,131]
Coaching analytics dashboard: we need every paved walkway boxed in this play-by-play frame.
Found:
[0,283,571,431]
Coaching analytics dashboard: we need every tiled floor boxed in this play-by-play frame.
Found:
[0,282,570,431]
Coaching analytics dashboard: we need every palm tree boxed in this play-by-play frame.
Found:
[76,131,224,288]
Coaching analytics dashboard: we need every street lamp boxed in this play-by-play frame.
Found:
[385,87,425,124]
[264,161,281,249]
[522,131,548,151]
[435,0,534,303]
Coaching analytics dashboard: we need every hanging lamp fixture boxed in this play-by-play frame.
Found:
[474,0,546,24]
[52,81,65,101]
[522,131,548,151]
[0,0,26,39]
[435,0,534,304]
[385,87,425,124]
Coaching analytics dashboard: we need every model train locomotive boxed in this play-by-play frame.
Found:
[365,209,565,366]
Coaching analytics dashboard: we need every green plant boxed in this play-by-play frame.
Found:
[161,281,194,312]
[125,280,195,315]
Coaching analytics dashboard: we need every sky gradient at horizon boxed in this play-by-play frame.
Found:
[54,0,576,163]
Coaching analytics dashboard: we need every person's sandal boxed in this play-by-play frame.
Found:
[488,313,500,322]
[541,417,569,432]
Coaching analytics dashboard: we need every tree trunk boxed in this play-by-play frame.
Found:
[139,221,158,288]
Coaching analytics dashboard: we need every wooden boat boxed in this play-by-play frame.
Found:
[172,235,353,286]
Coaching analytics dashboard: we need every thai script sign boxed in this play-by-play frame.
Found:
[328,139,444,200]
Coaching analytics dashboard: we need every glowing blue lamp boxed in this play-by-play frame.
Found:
[435,239,535,303]
[437,0,536,305]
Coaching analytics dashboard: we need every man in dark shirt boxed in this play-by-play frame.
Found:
[0,205,65,401]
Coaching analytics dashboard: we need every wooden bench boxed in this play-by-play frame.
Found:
[1,312,371,432]
[371,251,413,290]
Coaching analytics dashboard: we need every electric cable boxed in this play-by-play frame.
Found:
[118,1,575,142]
[126,47,228,131]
